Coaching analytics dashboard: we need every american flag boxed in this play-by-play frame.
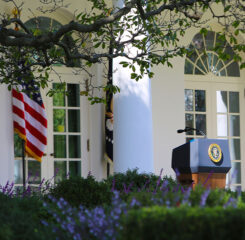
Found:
[12,73,47,162]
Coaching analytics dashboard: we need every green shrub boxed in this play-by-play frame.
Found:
[188,185,235,207]
[0,193,53,240]
[119,206,245,240]
[105,168,178,192]
[122,183,236,208]
[48,175,112,208]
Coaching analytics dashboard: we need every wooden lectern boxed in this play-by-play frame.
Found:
[172,139,231,189]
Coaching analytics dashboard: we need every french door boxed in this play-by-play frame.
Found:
[185,78,245,190]
[42,71,90,183]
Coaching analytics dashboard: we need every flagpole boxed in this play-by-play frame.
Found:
[22,139,26,189]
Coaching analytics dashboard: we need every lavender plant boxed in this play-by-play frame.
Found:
[0,169,244,240]
[42,191,128,240]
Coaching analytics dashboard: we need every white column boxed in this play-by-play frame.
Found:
[0,85,14,185]
[113,0,154,174]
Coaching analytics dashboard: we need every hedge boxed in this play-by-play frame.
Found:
[0,193,53,240]
[48,175,112,208]
[119,206,245,240]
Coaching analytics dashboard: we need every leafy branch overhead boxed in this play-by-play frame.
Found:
[0,0,244,100]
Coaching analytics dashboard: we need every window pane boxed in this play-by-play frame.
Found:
[54,135,66,158]
[14,133,23,157]
[53,83,65,107]
[217,114,228,137]
[194,67,204,75]
[230,162,241,184]
[67,84,80,107]
[215,33,226,49]
[184,60,193,74]
[201,55,208,71]
[185,89,193,111]
[230,139,240,160]
[68,110,80,132]
[223,44,234,64]
[69,136,81,158]
[205,31,215,50]
[187,44,198,62]
[54,161,67,183]
[212,54,219,70]
[28,161,41,184]
[229,92,239,113]
[69,161,81,178]
[195,90,206,112]
[219,69,226,76]
[196,59,206,73]
[216,91,227,113]
[216,61,224,72]
[229,115,240,137]
[185,114,194,135]
[207,52,213,71]
[14,160,23,184]
[226,61,240,77]
[53,109,66,132]
[192,33,204,51]
[196,114,206,135]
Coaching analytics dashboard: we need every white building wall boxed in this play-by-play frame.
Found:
[151,57,185,177]
[0,85,15,185]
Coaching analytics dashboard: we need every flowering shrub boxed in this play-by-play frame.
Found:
[0,169,245,240]
[105,168,177,193]
[42,191,127,240]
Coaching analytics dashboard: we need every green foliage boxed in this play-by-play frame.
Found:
[48,175,112,208]
[119,206,245,240]
[0,0,243,104]
[105,168,177,192]
[0,193,53,240]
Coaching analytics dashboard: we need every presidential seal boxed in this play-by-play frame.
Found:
[208,143,222,163]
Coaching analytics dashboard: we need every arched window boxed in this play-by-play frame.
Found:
[185,31,240,77]
[25,17,80,67]
[25,16,61,32]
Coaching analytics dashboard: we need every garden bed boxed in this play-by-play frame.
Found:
[0,169,244,240]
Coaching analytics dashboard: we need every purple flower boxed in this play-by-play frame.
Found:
[200,188,210,207]
[223,197,237,208]
[130,197,141,207]
[203,170,214,186]
[182,187,192,205]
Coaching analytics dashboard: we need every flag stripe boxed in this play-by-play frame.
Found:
[13,109,47,145]
[14,121,26,136]
[26,141,43,158]
[26,146,42,162]
[12,78,47,162]
[13,89,47,127]
[13,115,46,149]
[13,106,47,136]
[13,105,25,119]
[14,123,45,157]
[13,99,47,135]
[25,121,47,145]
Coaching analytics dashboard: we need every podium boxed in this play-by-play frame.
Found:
[172,139,231,189]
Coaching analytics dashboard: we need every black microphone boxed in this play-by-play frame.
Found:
[177,129,185,133]
[177,127,192,133]
[177,127,206,137]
